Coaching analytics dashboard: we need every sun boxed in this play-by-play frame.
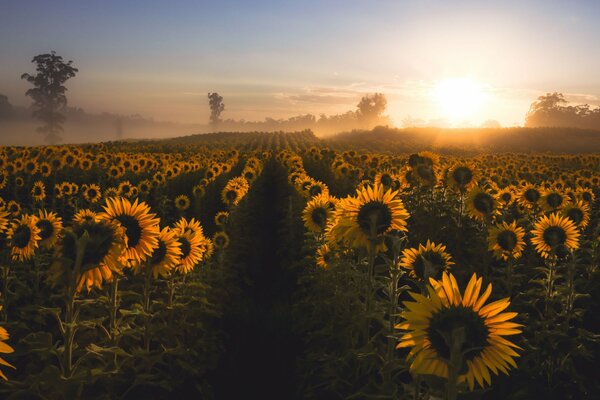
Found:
[433,77,488,124]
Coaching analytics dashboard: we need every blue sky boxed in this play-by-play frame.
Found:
[2,0,600,126]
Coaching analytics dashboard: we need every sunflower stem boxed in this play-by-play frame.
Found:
[564,251,576,329]
[446,326,465,400]
[143,264,153,352]
[1,265,10,322]
[544,257,557,316]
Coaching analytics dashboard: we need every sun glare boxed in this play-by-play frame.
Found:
[433,77,488,124]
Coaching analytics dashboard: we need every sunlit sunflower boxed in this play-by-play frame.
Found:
[174,229,204,274]
[100,197,160,265]
[35,209,63,249]
[561,200,590,229]
[7,215,41,261]
[222,177,249,206]
[575,188,595,204]
[83,184,102,203]
[214,211,229,227]
[327,183,409,251]
[174,194,191,211]
[495,187,515,208]
[174,217,204,237]
[465,186,498,222]
[302,195,335,233]
[531,213,580,258]
[487,221,526,261]
[400,240,454,279]
[396,272,522,391]
[213,231,230,250]
[31,181,46,202]
[50,220,125,293]
[134,227,182,279]
[199,236,214,260]
[0,323,15,381]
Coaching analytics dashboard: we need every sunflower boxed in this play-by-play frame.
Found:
[400,240,454,279]
[302,195,335,233]
[7,215,41,261]
[495,187,515,207]
[327,183,409,251]
[134,227,182,279]
[214,211,229,227]
[465,187,498,222]
[73,209,99,225]
[174,229,204,274]
[100,197,160,265]
[6,201,21,216]
[213,231,230,250]
[174,195,191,211]
[0,323,15,381]
[138,180,153,196]
[396,272,522,391]
[118,180,134,197]
[446,162,478,192]
[488,221,526,261]
[517,184,541,211]
[561,200,590,229]
[31,181,46,202]
[315,244,333,268]
[83,184,102,203]
[531,213,580,258]
[50,220,125,293]
[540,189,566,212]
[0,208,10,233]
[36,210,63,249]
[222,177,249,206]
[174,217,204,237]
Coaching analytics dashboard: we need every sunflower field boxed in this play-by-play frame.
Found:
[0,131,598,399]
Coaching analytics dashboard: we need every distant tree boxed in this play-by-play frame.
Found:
[21,51,78,144]
[357,93,387,127]
[481,119,502,128]
[525,92,600,129]
[0,95,13,119]
[208,92,225,125]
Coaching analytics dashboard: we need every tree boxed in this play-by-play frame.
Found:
[356,93,387,127]
[208,92,225,126]
[21,51,78,144]
[525,92,600,129]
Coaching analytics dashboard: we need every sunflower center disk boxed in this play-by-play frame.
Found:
[115,215,143,248]
[473,193,494,215]
[37,219,54,240]
[151,240,168,265]
[546,193,563,208]
[452,167,473,185]
[525,189,540,202]
[311,207,328,228]
[357,201,393,236]
[12,225,32,248]
[179,237,192,258]
[497,230,517,251]
[413,251,446,279]
[566,208,583,224]
[543,226,567,248]
[427,306,489,362]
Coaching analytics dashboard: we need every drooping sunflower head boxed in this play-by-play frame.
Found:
[488,221,526,261]
[531,213,580,258]
[396,272,522,391]
[400,240,454,280]
[7,215,41,261]
[36,209,63,249]
[465,186,498,222]
[561,201,590,229]
[100,197,160,265]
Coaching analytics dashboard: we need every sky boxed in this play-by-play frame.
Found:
[2,0,600,127]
